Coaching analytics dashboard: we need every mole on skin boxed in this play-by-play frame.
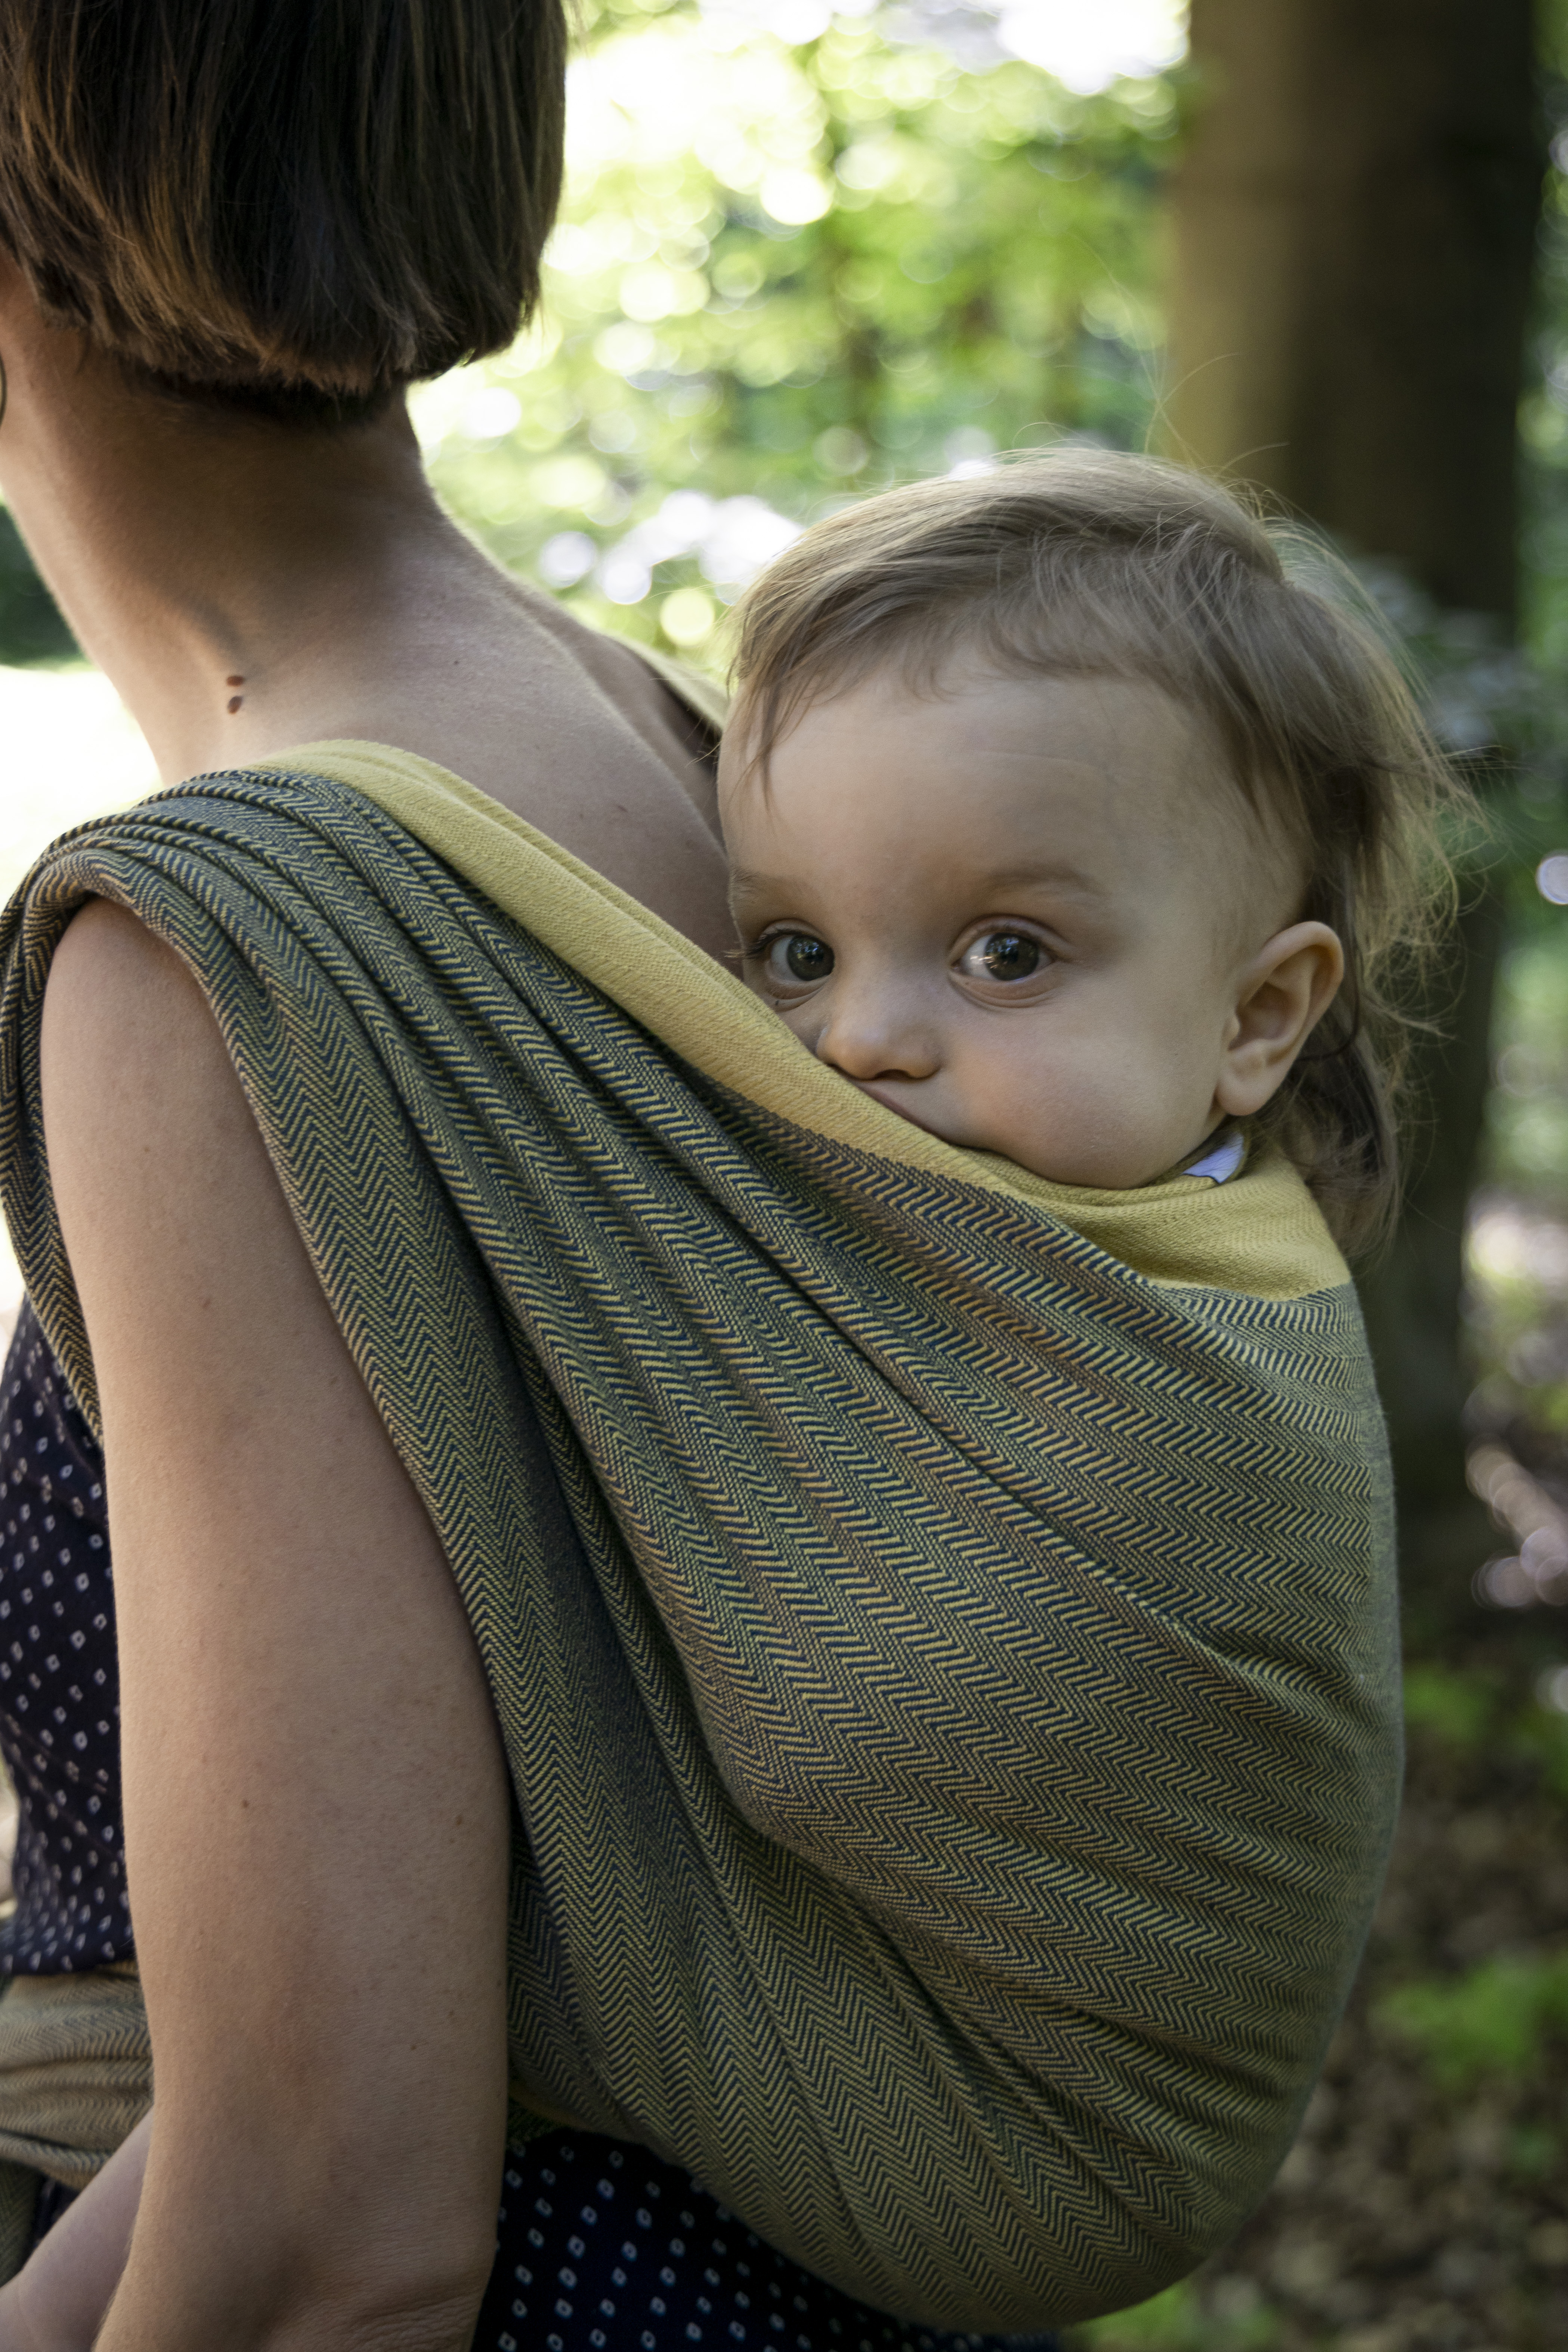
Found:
[226,674,245,715]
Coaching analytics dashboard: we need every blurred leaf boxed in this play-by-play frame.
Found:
[0,509,76,668]
[1481,928,1568,1203]
[1376,1948,1568,2093]
[1508,1693,1568,1801]
[1402,1663,1500,1749]
[1069,2276,1278,2351]
[1071,2284,1207,2350]
[1507,2120,1561,2176]
[416,0,1178,670]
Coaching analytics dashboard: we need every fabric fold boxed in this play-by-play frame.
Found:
[0,756,1400,2328]
[0,1962,153,2278]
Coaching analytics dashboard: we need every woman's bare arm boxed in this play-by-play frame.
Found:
[0,2116,150,2352]
[39,902,511,2352]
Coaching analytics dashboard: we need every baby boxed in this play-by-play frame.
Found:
[717,450,1446,1249]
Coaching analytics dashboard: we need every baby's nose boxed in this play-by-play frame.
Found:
[813,989,941,1082]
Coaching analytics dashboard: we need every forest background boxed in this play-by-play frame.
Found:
[2,0,1568,2343]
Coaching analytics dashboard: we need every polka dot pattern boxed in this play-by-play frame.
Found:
[0,1306,128,1975]
[472,2133,1055,2352]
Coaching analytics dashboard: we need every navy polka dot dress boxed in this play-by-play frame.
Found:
[0,1304,1055,2352]
[0,1307,128,1974]
[471,2135,1048,2352]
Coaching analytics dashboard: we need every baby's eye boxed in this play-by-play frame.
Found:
[760,932,835,988]
[958,931,1043,983]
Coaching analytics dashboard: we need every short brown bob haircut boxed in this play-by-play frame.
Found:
[729,452,1458,1255]
[0,0,567,419]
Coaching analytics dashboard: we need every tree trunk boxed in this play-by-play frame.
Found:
[1165,0,1542,1614]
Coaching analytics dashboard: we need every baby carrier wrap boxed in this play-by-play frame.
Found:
[0,745,1400,2326]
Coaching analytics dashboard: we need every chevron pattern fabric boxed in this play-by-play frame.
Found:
[0,769,1401,2331]
[0,1961,153,2277]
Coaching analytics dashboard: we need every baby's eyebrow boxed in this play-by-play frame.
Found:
[962,860,1109,900]
[727,866,795,906]
[729,861,1108,902]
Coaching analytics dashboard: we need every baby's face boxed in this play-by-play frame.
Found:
[718,659,1340,1190]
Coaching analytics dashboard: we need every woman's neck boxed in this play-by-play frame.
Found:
[0,273,733,952]
[0,300,491,781]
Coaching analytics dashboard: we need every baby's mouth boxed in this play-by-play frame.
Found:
[849,1079,943,1138]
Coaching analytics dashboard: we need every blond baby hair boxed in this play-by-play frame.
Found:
[729,451,1457,1254]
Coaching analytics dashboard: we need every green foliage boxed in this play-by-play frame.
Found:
[1508,2119,1562,2178]
[1483,918,1568,1203]
[0,509,75,667]
[1067,2276,1278,2352]
[0,6,1178,670]
[1400,1662,1568,1805]
[1467,892,1568,1452]
[1401,1662,1500,1749]
[1467,919,1568,1438]
[1376,1948,1568,2094]
[1071,2283,1207,2351]
[1524,0,1568,683]
[416,0,1176,668]
[1508,1687,1568,1801]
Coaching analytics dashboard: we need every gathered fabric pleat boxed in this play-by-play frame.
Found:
[0,766,1400,2329]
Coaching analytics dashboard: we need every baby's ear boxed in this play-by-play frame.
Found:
[1215,922,1345,1119]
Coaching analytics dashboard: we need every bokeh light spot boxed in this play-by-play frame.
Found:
[461,389,522,443]
[538,533,598,589]
[760,167,833,225]
[661,587,717,647]
[814,427,869,475]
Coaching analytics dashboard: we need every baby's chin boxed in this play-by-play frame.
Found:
[1009,1129,1231,1190]
[997,1147,1199,1192]
[841,1075,1214,1192]
[883,1098,1213,1192]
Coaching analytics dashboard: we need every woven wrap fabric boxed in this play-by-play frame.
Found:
[0,1962,153,2277]
[0,757,1401,2330]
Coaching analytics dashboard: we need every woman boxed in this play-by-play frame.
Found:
[0,1,929,2342]
[0,3,1402,2346]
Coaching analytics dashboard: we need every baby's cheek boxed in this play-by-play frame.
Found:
[1113,1000,1233,1175]
[975,1023,1204,1189]
[974,1030,1125,1177]
[746,981,816,1047]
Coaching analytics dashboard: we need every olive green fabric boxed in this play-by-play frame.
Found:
[0,764,1400,2329]
[0,1962,152,2281]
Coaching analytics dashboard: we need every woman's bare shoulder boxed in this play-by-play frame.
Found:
[304,563,733,954]
[505,579,723,819]
[44,901,209,1115]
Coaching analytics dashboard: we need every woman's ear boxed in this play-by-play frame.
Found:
[1215,921,1345,1119]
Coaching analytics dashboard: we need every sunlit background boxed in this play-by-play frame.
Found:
[408,0,1181,647]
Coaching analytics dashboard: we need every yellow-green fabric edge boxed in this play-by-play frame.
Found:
[275,741,1348,1304]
